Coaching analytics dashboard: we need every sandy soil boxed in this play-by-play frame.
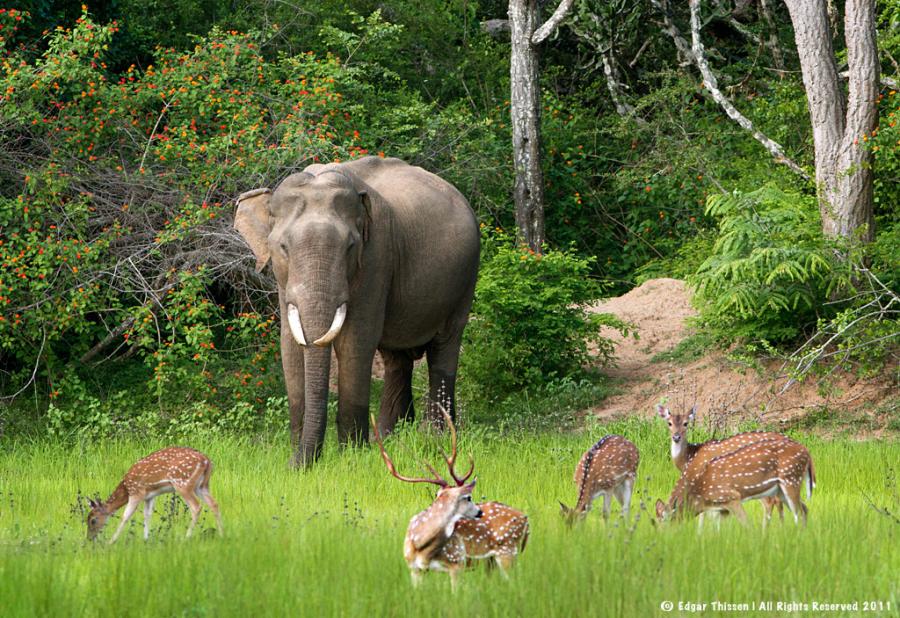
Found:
[587,278,896,429]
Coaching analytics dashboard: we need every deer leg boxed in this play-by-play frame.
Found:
[177,487,203,538]
[494,552,515,577]
[409,569,423,588]
[781,483,805,526]
[620,478,634,518]
[196,486,223,535]
[602,493,611,520]
[143,497,156,540]
[448,566,460,593]
[726,501,749,527]
[109,497,141,544]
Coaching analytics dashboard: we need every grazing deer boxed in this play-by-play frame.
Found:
[655,438,814,528]
[371,412,528,588]
[656,403,801,522]
[559,435,639,524]
[87,447,223,543]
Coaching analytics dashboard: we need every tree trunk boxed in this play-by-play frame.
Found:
[784,0,878,242]
[509,0,545,252]
[507,0,574,253]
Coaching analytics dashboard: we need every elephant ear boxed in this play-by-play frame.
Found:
[234,188,273,272]
[358,190,372,243]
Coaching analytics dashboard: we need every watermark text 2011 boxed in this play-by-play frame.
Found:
[659,600,893,613]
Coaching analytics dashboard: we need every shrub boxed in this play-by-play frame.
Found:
[688,187,847,344]
[0,9,370,403]
[461,231,631,398]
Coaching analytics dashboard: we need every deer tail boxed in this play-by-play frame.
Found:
[519,519,530,555]
[805,456,816,501]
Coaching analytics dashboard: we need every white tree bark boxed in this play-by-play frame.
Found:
[508,0,575,252]
[784,0,878,241]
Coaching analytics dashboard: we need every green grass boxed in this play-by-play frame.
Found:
[0,420,897,617]
[650,332,716,365]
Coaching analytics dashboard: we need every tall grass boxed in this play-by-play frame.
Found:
[0,420,897,617]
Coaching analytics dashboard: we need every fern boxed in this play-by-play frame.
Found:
[689,187,844,343]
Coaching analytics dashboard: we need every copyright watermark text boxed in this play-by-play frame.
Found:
[658,600,893,613]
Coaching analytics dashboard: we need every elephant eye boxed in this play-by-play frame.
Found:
[279,242,288,255]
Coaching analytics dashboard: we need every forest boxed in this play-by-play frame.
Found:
[0,1,898,616]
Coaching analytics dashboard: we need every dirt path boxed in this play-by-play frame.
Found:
[587,278,896,429]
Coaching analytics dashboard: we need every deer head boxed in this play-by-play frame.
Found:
[657,402,697,445]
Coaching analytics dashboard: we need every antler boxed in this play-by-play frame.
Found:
[437,405,475,486]
[370,414,448,488]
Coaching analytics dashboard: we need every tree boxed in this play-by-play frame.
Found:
[783,0,879,243]
[508,0,574,253]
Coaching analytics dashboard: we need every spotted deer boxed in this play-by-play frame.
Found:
[559,435,639,524]
[87,447,223,543]
[372,412,528,588]
[657,403,802,522]
[655,437,814,528]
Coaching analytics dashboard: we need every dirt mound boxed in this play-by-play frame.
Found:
[588,278,896,429]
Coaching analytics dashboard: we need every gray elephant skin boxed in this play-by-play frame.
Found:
[234,156,480,467]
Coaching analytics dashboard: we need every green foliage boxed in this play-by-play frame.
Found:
[872,89,900,224]
[689,187,846,343]
[462,232,631,397]
[0,9,382,404]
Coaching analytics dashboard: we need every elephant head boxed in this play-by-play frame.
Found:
[234,170,371,464]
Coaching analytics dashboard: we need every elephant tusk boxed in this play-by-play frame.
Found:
[313,303,347,347]
[287,303,307,346]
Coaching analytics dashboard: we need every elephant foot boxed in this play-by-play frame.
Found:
[290,446,322,469]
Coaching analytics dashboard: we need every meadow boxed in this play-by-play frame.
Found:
[0,419,897,617]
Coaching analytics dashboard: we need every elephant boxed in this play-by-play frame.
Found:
[234,156,480,467]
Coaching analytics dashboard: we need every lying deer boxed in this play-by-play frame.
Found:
[87,447,223,543]
[372,413,528,588]
[656,403,809,523]
[656,438,814,528]
[559,434,639,524]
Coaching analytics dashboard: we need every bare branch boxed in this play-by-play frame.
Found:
[651,0,810,180]
[531,0,576,45]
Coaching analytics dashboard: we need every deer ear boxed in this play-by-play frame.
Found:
[464,477,477,491]
[656,404,669,419]
[234,188,273,272]
[688,405,697,421]
[559,501,569,512]
[655,499,666,519]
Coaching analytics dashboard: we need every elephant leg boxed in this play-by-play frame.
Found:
[377,348,414,436]
[279,294,305,453]
[336,349,376,447]
[424,331,464,428]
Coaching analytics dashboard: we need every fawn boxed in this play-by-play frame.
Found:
[372,412,528,588]
[87,447,223,543]
[656,438,814,528]
[559,434,639,524]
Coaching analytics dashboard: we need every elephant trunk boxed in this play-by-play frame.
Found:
[294,344,331,467]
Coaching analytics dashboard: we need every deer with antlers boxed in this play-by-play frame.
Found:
[86,447,223,543]
[559,435,639,525]
[655,437,814,528]
[371,412,528,588]
[656,403,818,524]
